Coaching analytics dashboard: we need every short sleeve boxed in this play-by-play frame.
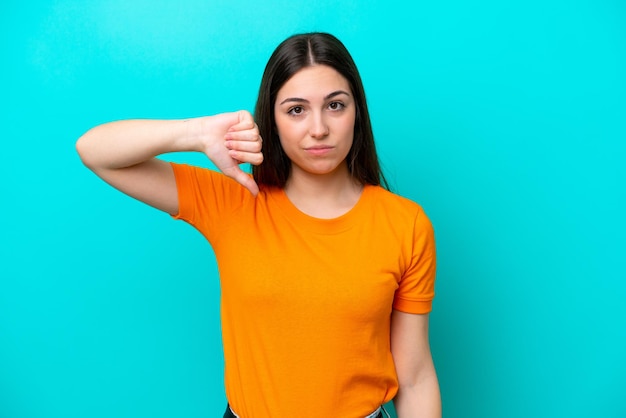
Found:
[392,209,437,314]
[170,162,248,243]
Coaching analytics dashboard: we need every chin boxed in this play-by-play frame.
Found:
[291,158,349,178]
[305,164,346,176]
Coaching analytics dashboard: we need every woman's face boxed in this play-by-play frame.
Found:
[274,65,356,180]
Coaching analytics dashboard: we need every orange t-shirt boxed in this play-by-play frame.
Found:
[171,163,436,418]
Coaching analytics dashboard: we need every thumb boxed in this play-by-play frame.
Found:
[223,166,260,197]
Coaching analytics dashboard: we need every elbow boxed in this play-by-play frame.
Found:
[75,131,96,169]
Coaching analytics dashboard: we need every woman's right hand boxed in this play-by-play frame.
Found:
[76,110,264,216]
[197,110,263,196]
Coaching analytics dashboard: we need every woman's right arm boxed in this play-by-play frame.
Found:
[75,111,263,215]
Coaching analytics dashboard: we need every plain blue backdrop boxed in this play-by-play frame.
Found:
[1,1,625,417]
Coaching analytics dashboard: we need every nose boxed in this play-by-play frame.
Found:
[309,112,329,139]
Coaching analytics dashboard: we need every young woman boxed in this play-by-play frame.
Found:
[77,32,440,418]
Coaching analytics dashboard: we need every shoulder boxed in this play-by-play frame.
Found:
[368,186,428,219]
[171,162,250,196]
[171,162,226,182]
[365,186,435,244]
[170,162,258,215]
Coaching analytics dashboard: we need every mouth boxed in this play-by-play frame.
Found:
[304,145,334,155]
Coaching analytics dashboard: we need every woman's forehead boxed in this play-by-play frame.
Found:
[276,65,351,102]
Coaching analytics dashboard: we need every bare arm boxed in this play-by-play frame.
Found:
[391,310,441,418]
[75,111,263,215]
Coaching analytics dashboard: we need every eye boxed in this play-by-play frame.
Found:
[328,101,345,111]
[287,106,304,115]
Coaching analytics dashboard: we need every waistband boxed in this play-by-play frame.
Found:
[226,404,390,418]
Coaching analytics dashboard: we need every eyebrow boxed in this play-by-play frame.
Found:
[279,90,351,105]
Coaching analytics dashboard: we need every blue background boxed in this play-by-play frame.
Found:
[1,1,625,417]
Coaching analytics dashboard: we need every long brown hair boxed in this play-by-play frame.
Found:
[253,32,388,190]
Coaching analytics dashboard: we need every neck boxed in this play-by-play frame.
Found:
[284,164,363,219]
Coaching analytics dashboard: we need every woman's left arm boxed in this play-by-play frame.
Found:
[390,310,441,418]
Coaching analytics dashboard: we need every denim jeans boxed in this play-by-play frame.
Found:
[223,404,386,418]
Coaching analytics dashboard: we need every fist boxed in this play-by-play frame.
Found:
[201,111,263,196]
